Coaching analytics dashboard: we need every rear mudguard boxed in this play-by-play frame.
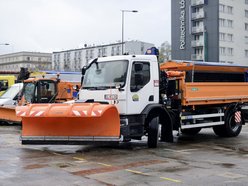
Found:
[16,103,120,144]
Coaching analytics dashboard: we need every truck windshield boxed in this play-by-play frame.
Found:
[83,60,128,89]
[0,85,22,99]
[23,83,35,103]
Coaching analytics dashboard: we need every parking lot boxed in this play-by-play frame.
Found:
[0,124,248,186]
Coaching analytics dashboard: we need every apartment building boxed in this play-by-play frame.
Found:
[52,40,154,71]
[0,52,52,72]
[171,0,248,65]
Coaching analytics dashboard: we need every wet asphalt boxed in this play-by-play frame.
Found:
[0,124,247,186]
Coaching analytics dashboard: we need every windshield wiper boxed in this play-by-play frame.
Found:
[83,86,114,90]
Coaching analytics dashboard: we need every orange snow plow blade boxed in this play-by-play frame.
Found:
[0,106,21,123]
[16,103,120,145]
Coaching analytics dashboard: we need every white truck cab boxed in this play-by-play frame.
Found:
[78,55,172,147]
[79,55,160,115]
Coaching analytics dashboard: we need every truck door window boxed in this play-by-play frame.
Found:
[38,81,56,103]
[130,62,150,92]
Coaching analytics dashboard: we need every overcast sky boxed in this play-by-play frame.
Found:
[0,0,171,54]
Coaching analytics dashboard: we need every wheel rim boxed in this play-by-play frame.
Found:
[229,115,240,132]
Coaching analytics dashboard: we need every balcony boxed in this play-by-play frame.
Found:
[191,54,204,61]
[191,39,204,47]
[192,11,205,19]
[191,0,205,6]
[192,25,204,33]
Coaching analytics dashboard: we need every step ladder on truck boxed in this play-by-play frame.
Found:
[17,47,248,148]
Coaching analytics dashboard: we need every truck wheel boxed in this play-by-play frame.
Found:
[213,111,242,137]
[148,117,159,148]
[181,128,201,135]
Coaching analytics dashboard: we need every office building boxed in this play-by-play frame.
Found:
[171,0,248,65]
[0,52,52,72]
[52,40,154,71]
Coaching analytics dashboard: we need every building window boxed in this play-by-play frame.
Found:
[116,46,121,55]
[227,48,233,56]
[227,6,233,14]
[245,36,248,44]
[245,23,248,31]
[219,4,225,12]
[111,47,115,56]
[219,32,225,41]
[245,50,248,57]
[102,48,107,57]
[219,18,225,27]
[246,0,248,5]
[246,10,248,17]
[98,49,101,57]
[90,50,94,59]
[227,20,233,28]
[227,34,233,42]
[220,47,226,55]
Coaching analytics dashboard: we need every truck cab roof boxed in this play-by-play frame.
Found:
[91,55,158,63]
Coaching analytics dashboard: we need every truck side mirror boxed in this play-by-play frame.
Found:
[81,66,87,76]
[81,66,87,86]
[134,63,143,72]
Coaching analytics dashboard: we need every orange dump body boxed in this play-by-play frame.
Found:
[161,60,248,106]
[17,103,120,144]
[182,82,248,106]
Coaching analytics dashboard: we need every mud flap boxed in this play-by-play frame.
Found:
[16,103,120,144]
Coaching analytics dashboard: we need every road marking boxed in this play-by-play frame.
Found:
[218,172,247,179]
[73,157,86,161]
[53,152,62,156]
[125,169,150,176]
[97,163,112,167]
[71,158,183,183]
[160,176,182,183]
[164,148,198,154]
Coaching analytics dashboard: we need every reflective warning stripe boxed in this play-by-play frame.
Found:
[235,111,241,123]
[35,111,44,117]
[16,110,21,115]
[72,110,81,116]
[16,111,26,116]
[72,110,102,117]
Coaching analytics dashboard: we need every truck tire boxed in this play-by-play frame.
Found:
[213,111,242,137]
[148,117,159,148]
[181,128,201,135]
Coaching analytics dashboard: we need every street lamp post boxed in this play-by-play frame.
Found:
[0,43,9,46]
[121,10,138,55]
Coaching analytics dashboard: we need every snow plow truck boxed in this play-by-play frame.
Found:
[17,48,248,147]
[0,76,78,124]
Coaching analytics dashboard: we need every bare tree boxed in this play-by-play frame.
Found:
[158,41,171,63]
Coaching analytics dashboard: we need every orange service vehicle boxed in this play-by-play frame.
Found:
[16,54,248,147]
[0,77,79,124]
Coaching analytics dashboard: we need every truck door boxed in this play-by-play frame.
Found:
[126,61,157,115]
